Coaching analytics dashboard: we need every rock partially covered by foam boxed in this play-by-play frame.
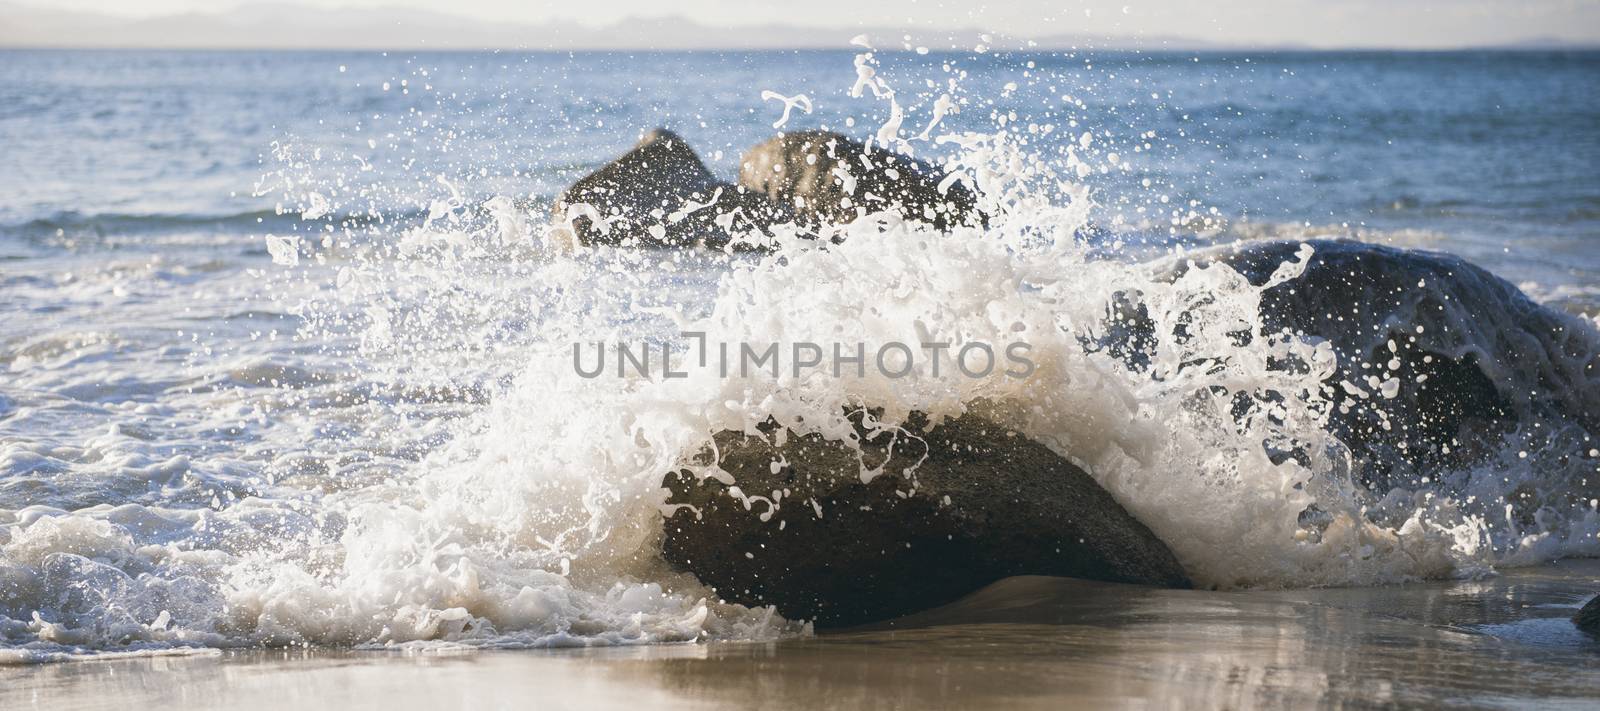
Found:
[1577,594,1600,637]
[737,130,982,232]
[1121,239,1600,490]
[552,128,789,248]
[660,411,1191,628]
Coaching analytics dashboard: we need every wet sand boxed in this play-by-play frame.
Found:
[7,560,1597,710]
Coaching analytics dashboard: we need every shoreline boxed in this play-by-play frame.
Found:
[6,560,1597,708]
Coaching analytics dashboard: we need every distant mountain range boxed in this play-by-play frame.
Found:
[1,3,1595,51]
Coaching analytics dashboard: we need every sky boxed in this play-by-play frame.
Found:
[9,0,1600,48]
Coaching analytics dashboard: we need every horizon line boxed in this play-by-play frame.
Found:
[4,44,1599,53]
[3,2,1597,53]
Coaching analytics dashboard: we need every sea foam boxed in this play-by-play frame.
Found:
[3,48,1598,661]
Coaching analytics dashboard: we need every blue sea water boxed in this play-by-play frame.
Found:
[0,47,1598,666]
[2,50,1597,293]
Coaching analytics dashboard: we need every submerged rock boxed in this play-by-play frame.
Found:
[737,130,982,232]
[1577,594,1600,637]
[1108,239,1600,490]
[552,128,789,248]
[660,411,1191,628]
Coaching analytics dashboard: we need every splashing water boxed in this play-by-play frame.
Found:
[3,48,1598,663]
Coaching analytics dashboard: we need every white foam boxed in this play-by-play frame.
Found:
[5,49,1599,663]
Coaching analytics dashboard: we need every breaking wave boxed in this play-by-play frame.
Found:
[3,46,1598,662]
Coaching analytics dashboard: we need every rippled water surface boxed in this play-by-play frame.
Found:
[1,48,1598,690]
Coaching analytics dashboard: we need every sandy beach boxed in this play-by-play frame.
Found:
[8,561,1598,709]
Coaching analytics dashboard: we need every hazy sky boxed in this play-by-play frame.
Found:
[16,0,1600,48]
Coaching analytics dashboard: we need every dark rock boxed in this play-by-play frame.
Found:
[1103,239,1600,491]
[1576,594,1600,637]
[737,130,982,232]
[660,411,1190,628]
[553,128,790,248]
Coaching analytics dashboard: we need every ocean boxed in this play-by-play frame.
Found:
[1,48,1598,706]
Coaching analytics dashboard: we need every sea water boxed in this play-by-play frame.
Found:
[1,47,1598,660]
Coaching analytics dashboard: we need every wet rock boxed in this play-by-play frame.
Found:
[737,130,982,232]
[1105,239,1600,490]
[553,128,790,248]
[1576,594,1600,637]
[660,411,1191,628]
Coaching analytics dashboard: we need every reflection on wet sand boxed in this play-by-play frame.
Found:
[6,561,1597,710]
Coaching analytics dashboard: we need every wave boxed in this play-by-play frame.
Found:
[4,210,283,237]
[0,207,435,248]
[3,49,1598,662]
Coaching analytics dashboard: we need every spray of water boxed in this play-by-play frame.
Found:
[3,46,1597,663]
